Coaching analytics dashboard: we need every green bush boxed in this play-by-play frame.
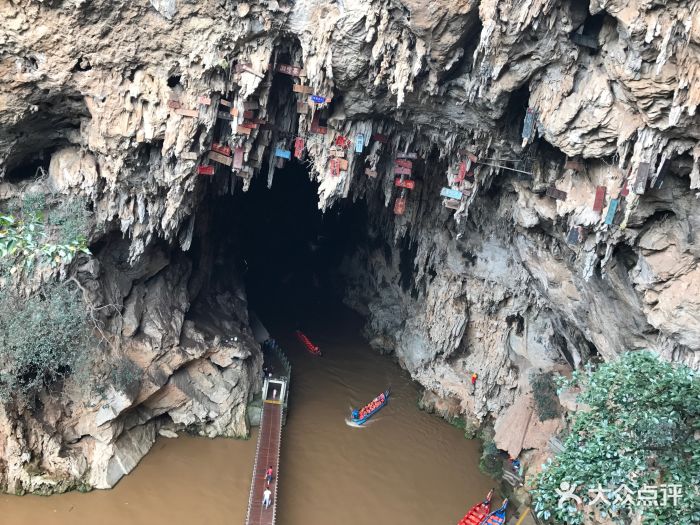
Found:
[531,351,700,525]
[109,356,142,393]
[0,195,90,272]
[0,284,95,402]
[531,371,561,421]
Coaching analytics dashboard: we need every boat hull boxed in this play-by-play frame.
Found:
[458,502,489,525]
[351,390,390,425]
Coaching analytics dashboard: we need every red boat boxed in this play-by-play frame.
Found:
[295,330,321,355]
[458,490,493,525]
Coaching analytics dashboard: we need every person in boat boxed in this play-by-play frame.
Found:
[352,409,360,419]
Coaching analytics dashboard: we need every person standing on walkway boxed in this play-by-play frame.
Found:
[263,487,272,509]
[265,466,273,486]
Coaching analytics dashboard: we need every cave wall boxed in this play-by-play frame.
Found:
[1,0,699,492]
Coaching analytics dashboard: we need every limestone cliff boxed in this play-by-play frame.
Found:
[1,0,699,493]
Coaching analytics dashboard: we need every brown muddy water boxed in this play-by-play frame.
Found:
[0,308,494,524]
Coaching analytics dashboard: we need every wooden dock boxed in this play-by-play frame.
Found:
[244,401,283,525]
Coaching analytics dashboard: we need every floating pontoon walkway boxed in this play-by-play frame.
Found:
[244,340,291,525]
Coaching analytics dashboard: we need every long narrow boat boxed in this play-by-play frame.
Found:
[295,330,322,355]
[480,499,508,525]
[457,490,493,525]
[350,389,390,425]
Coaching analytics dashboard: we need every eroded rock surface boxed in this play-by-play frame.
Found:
[1,0,699,492]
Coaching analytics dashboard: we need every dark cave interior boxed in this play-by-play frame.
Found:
[193,160,369,321]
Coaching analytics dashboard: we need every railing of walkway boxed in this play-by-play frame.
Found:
[263,338,292,381]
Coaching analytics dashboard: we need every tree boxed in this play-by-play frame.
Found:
[532,351,699,525]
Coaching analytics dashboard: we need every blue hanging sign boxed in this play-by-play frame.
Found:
[310,95,326,104]
[275,148,291,160]
[440,187,463,200]
[604,198,619,225]
[355,134,364,153]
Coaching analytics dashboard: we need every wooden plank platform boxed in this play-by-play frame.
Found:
[245,402,283,525]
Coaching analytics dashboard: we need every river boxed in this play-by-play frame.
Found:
[0,306,495,524]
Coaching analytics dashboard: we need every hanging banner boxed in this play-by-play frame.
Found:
[208,151,232,166]
[395,159,413,169]
[292,84,313,94]
[277,64,304,77]
[604,199,619,225]
[294,137,305,159]
[394,179,415,189]
[197,165,215,176]
[310,95,327,104]
[233,148,244,170]
[394,166,412,176]
[211,143,231,156]
[546,186,568,201]
[593,186,606,212]
[275,148,292,160]
[176,108,199,118]
[455,161,467,183]
[355,134,364,153]
[335,135,351,148]
[440,187,463,200]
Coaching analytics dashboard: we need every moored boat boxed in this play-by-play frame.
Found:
[457,490,493,525]
[480,499,508,525]
[350,389,390,425]
[295,330,322,355]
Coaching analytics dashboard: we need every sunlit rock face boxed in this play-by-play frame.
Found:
[1,0,699,493]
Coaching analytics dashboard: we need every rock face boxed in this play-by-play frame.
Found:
[1,0,699,493]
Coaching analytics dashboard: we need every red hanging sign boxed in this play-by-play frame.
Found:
[233,148,244,169]
[593,186,606,212]
[456,161,467,182]
[394,196,406,215]
[294,137,305,159]
[335,135,351,148]
[197,165,215,176]
[394,178,415,189]
[394,166,412,176]
[395,159,412,169]
[620,181,630,197]
[330,158,341,177]
[277,64,304,77]
[211,143,231,156]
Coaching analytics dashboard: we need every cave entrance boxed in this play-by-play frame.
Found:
[193,159,368,323]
